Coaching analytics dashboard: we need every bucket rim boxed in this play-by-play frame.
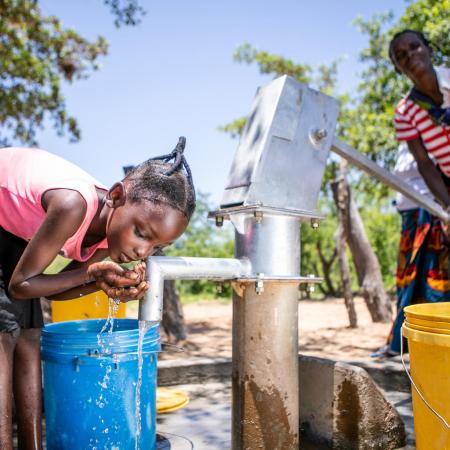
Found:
[41,318,160,359]
[405,316,450,330]
[403,324,450,347]
[404,321,450,336]
[42,318,156,335]
[404,302,450,323]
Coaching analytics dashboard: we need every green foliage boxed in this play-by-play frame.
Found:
[166,191,234,299]
[220,1,450,294]
[44,254,71,274]
[301,202,400,296]
[0,0,144,146]
[300,202,341,294]
[361,203,400,290]
[103,0,145,27]
[221,44,340,138]
[218,117,247,140]
[233,43,313,84]
[346,1,450,198]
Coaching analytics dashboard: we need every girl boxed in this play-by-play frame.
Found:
[0,137,195,449]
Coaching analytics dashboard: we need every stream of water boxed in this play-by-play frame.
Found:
[92,298,157,450]
[134,320,153,450]
[89,298,122,449]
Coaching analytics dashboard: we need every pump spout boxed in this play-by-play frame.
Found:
[138,256,251,322]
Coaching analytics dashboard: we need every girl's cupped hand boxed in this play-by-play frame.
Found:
[87,260,148,301]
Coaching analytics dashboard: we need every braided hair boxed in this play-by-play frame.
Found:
[123,137,196,220]
[388,30,432,72]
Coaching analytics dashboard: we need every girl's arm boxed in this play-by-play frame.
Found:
[407,138,450,208]
[8,190,144,300]
[46,249,107,300]
[49,255,147,301]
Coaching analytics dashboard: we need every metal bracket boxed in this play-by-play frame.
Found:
[310,218,320,229]
[306,274,316,294]
[237,275,322,284]
[209,205,324,223]
[216,281,224,294]
[255,273,265,295]
[231,281,246,297]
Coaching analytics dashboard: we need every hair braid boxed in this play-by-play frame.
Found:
[123,137,196,219]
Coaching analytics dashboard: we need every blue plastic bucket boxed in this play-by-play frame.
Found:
[41,319,160,450]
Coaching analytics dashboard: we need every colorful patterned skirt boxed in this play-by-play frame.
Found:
[387,208,450,353]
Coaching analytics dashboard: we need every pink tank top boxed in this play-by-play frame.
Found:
[0,147,108,262]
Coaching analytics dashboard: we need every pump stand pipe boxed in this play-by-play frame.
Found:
[138,256,252,322]
[331,137,450,223]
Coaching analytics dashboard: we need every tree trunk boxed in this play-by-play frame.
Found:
[335,223,358,328]
[153,249,187,342]
[331,159,392,323]
[316,241,338,297]
[161,280,187,342]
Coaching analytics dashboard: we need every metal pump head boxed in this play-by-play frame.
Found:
[221,75,339,214]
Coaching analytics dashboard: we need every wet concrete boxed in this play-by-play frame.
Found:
[19,370,415,449]
[156,381,415,449]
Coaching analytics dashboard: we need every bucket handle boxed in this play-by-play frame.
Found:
[401,325,450,429]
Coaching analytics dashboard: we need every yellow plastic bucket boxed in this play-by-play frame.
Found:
[403,303,450,449]
[404,303,450,323]
[405,322,450,336]
[52,291,126,322]
[405,316,450,331]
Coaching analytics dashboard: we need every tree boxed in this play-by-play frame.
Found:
[344,0,450,198]
[332,160,357,328]
[166,191,234,298]
[222,0,450,323]
[0,0,144,146]
[222,44,393,323]
[159,193,234,341]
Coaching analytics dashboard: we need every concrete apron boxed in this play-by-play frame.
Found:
[158,354,408,450]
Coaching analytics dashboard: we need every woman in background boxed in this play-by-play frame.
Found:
[373,143,450,357]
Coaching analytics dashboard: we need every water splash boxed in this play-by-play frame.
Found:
[97,298,121,354]
[89,297,121,449]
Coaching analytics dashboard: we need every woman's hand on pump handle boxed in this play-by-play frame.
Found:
[87,260,149,301]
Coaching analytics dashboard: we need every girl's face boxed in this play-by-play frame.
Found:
[391,33,433,81]
[106,197,188,264]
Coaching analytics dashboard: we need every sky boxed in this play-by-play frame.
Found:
[37,0,406,206]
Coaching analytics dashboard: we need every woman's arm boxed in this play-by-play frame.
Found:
[407,138,450,207]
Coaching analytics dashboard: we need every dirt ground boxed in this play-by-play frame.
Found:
[128,296,393,362]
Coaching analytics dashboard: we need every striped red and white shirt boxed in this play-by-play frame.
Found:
[395,66,450,176]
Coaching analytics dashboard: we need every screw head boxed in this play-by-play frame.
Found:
[254,211,263,224]
[309,128,328,146]
[255,280,264,295]
[215,216,224,227]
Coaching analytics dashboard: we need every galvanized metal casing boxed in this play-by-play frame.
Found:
[232,213,300,276]
[221,75,339,213]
